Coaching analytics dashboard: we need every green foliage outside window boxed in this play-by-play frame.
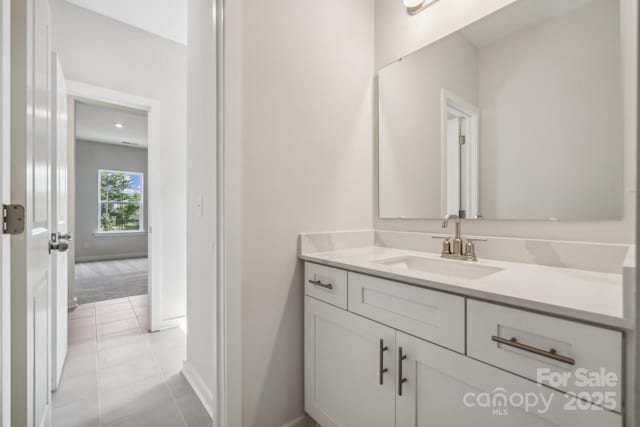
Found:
[99,171,143,232]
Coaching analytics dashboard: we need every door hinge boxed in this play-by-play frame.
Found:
[458,135,466,146]
[3,204,25,235]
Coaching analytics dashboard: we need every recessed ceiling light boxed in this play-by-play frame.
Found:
[114,123,124,129]
[404,0,439,15]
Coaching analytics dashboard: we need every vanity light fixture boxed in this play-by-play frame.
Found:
[114,123,124,129]
[404,0,439,15]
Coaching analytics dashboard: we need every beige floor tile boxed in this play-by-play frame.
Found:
[103,398,185,427]
[52,371,98,408]
[97,309,137,324]
[97,328,148,351]
[96,301,134,315]
[98,340,155,370]
[99,358,164,394]
[52,398,101,427]
[67,338,98,356]
[58,352,97,381]
[69,324,97,343]
[69,306,96,320]
[69,315,96,329]
[100,375,172,425]
[54,296,196,427]
[174,389,211,427]
[97,318,142,336]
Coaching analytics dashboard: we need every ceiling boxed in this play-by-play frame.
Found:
[62,0,187,45]
[75,102,148,148]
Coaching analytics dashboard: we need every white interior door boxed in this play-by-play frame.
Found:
[50,53,68,391]
[11,0,53,425]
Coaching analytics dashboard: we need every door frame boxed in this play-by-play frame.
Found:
[65,80,163,331]
[440,89,480,219]
[0,0,10,424]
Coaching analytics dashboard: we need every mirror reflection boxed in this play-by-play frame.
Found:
[378,0,623,220]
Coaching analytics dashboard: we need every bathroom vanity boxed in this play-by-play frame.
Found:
[300,231,634,427]
[300,0,636,425]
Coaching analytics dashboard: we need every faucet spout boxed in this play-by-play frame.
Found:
[442,214,461,239]
[439,213,481,261]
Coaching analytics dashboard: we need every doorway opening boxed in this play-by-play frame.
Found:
[71,101,149,306]
[441,89,480,219]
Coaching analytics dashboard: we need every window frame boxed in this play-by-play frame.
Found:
[97,169,145,234]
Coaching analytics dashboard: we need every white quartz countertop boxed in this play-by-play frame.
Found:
[300,246,628,330]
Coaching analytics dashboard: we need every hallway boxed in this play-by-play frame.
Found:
[51,295,209,427]
[74,258,148,305]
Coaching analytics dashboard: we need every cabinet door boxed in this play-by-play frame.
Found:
[395,332,621,427]
[305,297,396,427]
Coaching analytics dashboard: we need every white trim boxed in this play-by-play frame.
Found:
[216,0,243,424]
[440,89,480,219]
[182,361,214,418]
[153,316,185,332]
[65,80,164,331]
[0,0,9,423]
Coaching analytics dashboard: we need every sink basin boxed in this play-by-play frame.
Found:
[372,255,503,280]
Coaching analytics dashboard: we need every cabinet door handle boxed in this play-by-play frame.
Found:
[379,339,389,385]
[491,336,575,365]
[397,346,408,396]
[308,279,333,290]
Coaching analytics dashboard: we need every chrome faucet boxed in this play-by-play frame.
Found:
[439,214,482,261]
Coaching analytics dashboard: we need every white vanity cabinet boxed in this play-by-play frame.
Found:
[305,297,396,427]
[396,331,621,427]
[304,262,623,427]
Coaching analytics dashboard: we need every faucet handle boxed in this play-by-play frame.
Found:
[464,240,477,261]
[441,238,451,255]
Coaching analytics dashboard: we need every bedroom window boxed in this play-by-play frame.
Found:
[98,170,144,232]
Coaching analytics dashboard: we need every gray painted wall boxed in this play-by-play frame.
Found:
[75,140,148,262]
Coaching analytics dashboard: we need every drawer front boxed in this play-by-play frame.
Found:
[305,263,348,309]
[467,300,622,411]
[348,272,465,353]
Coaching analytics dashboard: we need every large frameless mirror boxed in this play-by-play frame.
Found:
[378,0,623,221]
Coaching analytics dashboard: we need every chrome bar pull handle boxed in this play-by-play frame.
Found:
[491,336,575,365]
[397,346,408,396]
[308,279,333,290]
[379,339,389,385]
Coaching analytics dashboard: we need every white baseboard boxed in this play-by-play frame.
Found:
[149,316,185,332]
[182,361,214,418]
[75,253,147,263]
[281,414,315,427]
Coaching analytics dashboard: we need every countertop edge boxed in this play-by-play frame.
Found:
[300,254,631,331]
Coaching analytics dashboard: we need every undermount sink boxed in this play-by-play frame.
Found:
[372,255,503,280]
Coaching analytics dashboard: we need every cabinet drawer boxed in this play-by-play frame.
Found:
[305,263,348,309]
[467,300,622,411]
[348,272,465,353]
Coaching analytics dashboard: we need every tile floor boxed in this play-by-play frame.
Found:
[52,294,210,427]
[74,259,148,305]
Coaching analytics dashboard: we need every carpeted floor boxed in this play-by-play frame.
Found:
[74,258,148,304]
